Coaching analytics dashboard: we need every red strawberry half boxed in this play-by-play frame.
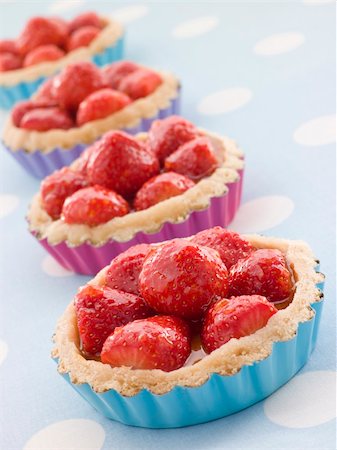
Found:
[101,315,191,371]
[75,284,153,356]
[139,239,229,320]
[201,295,278,353]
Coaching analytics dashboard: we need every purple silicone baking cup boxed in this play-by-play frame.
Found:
[3,93,181,179]
[32,168,243,275]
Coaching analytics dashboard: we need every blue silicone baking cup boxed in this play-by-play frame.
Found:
[0,36,124,110]
[55,274,324,429]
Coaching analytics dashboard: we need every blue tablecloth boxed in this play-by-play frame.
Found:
[0,1,335,449]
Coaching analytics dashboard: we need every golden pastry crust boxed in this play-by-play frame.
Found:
[52,234,324,397]
[3,71,179,153]
[0,17,123,86]
[27,132,244,245]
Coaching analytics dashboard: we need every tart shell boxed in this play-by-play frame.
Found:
[52,235,324,428]
[0,17,124,109]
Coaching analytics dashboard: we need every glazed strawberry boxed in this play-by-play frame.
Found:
[73,142,98,175]
[34,78,58,104]
[62,185,129,226]
[0,52,21,71]
[105,244,151,295]
[23,45,65,67]
[67,26,100,51]
[165,137,219,180]
[53,62,105,112]
[12,100,56,127]
[119,68,162,100]
[87,131,160,198]
[50,17,69,42]
[148,116,199,163]
[139,239,229,319]
[76,89,131,126]
[75,284,152,355]
[134,172,195,211]
[201,295,278,353]
[0,39,18,55]
[20,107,74,131]
[191,227,255,269]
[229,249,294,303]
[101,315,191,371]
[17,17,67,56]
[102,61,139,90]
[68,11,103,33]
[41,167,88,219]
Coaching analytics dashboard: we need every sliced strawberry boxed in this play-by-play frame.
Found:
[62,185,129,226]
[76,88,131,126]
[102,61,140,90]
[23,44,65,67]
[139,239,229,320]
[41,167,88,219]
[87,131,160,198]
[67,25,100,51]
[228,249,294,303]
[101,315,191,371]
[201,295,278,353]
[20,107,74,131]
[68,12,103,33]
[0,39,18,55]
[75,284,152,356]
[53,61,105,112]
[17,17,67,56]
[105,244,151,295]
[119,68,162,100]
[148,116,199,164]
[0,52,21,71]
[134,171,194,211]
[191,227,255,269]
[164,136,219,180]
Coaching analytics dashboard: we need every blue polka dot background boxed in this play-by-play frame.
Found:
[0,2,335,449]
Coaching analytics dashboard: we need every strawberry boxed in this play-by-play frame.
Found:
[17,17,67,56]
[20,107,74,131]
[148,116,199,164]
[73,142,98,175]
[68,12,103,33]
[50,17,69,43]
[119,68,162,100]
[201,295,278,353]
[164,136,219,180]
[53,61,105,112]
[102,61,140,90]
[23,44,65,67]
[228,249,294,303]
[87,131,160,198]
[0,39,18,55]
[101,315,191,371]
[34,78,58,104]
[67,25,100,51]
[76,88,131,126]
[41,167,88,219]
[105,244,151,295]
[62,185,129,226]
[191,227,255,269]
[75,284,152,356]
[12,99,60,127]
[139,239,229,320]
[0,52,21,71]
[134,171,195,211]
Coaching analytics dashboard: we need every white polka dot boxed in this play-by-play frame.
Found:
[0,194,19,218]
[254,32,305,56]
[42,255,73,277]
[24,419,105,450]
[172,16,219,39]
[230,196,294,233]
[0,340,8,366]
[198,88,252,115]
[294,115,336,146]
[264,371,337,428]
[48,0,84,14]
[111,5,149,24]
